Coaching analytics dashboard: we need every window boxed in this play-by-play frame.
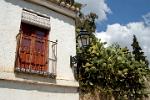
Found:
[15,9,57,78]
[15,23,49,74]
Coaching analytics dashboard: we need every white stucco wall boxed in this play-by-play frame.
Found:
[0,80,79,100]
[0,0,76,80]
[0,0,78,100]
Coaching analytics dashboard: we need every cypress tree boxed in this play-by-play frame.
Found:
[131,35,149,67]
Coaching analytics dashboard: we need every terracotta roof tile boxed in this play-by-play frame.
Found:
[47,0,81,12]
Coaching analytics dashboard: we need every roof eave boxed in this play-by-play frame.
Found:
[24,0,77,19]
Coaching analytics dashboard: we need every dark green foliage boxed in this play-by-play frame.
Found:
[131,35,149,67]
[75,9,149,100]
[77,41,148,99]
[76,12,98,34]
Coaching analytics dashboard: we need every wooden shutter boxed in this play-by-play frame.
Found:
[31,30,48,71]
[16,23,49,72]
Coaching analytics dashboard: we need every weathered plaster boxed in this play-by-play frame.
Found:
[0,0,78,99]
[0,79,79,100]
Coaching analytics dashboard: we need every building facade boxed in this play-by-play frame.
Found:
[0,0,79,100]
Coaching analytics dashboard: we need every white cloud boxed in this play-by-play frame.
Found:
[75,0,111,21]
[143,12,150,26]
[96,22,150,62]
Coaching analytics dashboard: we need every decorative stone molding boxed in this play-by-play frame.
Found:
[21,9,50,29]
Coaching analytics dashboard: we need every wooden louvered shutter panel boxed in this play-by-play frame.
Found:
[31,30,48,71]
[17,23,49,72]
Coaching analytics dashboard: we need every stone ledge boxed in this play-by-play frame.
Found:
[0,71,79,88]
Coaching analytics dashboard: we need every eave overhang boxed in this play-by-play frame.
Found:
[24,0,77,19]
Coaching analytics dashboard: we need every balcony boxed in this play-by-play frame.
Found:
[15,33,57,78]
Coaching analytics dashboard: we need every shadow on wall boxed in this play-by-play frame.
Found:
[4,0,75,26]
[0,79,78,93]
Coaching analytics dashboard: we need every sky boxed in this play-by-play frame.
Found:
[75,0,150,62]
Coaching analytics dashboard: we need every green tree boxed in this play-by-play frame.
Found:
[76,12,98,34]
[75,5,149,100]
[131,35,149,67]
[78,42,148,99]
